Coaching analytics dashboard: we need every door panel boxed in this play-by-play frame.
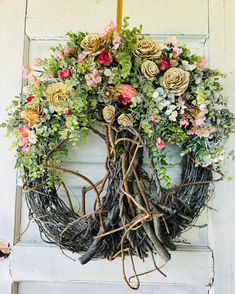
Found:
[19,36,209,247]
[15,1,213,292]
[18,282,208,294]
[3,0,235,293]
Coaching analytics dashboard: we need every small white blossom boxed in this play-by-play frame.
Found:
[181,60,196,71]
[28,132,37,144]
[169,110,178,121]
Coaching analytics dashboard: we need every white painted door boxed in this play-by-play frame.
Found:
[0,1,234,293]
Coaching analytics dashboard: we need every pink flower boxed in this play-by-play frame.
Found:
[97,49,112,66]
[18,124,37,151]
[160,57,171,71]
[151,117,160,123]
[26,95,34,103]
[177,96,186,104]
[22,66,32,79]
[18,125,30,152]
[77,53,86,64]
[118,84,137,106]
[155,138,165,150]
[180,118,189,128]
[197,57,207,70]
[113,32,121,49]
[100,21,117,38]
[29,75,40,88]
[195,117,205,126]
[173,46,182,58]
[195,109,208,126]
[187,126,216,138]
[59,68,71,79]
[64,47,74,57]
[85,67,102,87]
[54,50,64,60]
[187,127,198,136]
[32,57,42,66]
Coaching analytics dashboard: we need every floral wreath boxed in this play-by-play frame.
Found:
[2,18,234,289]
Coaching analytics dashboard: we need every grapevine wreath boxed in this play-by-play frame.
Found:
[2,19,235,288]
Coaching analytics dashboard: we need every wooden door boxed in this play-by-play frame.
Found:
[0,1,234,293]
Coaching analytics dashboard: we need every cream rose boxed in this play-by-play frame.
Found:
[160,68,190,96]
[141,60,160,80]
[134,39,162,59]
[81,33,103,53]
[103,105,116,122]
[117,114,133,127]
[45,82,69,113]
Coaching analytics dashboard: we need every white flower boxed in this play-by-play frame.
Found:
[132,95,142,107]
[152,90,160,99]
[156,87,164,96]
[169,110,178,121]
[104,69,112,77]
[164,36,180,47]
[160,100,171,110]
[28,131,37,144]
[165,104,177,115]
[181,60,196,71]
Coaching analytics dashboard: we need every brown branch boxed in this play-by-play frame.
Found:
[60,180,74,213]
[42,164,104,229]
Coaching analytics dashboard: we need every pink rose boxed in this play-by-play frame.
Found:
[97,49,112,66]
[22,66,32,79]
[77,53,86,64]
[197,57,207,70]
[173,46,182,58]
[59,68,71,79]
[118,84,137,106]
[160,57,171,71]
[64,47,74,57]
[85,67,102,87]
[155,138,165,150]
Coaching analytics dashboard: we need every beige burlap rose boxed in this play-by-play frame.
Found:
[81,33,103,53]
[117,114,133,127]
[21,103,42,127]
[103,105,116,122]
[141,60,160,80]
[45,82,69,113]
[160,68,190,96]
[100,86,119,104]
[134,39,162,59]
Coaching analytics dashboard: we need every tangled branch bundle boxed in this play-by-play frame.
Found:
[2,19,234,289]
[24,120,217,288]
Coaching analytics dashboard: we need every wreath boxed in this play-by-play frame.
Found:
[2,19,234,289]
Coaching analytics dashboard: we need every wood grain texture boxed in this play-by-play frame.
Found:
[18,281,208,294]
[12,244,213,286]
[208,1,235,293]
